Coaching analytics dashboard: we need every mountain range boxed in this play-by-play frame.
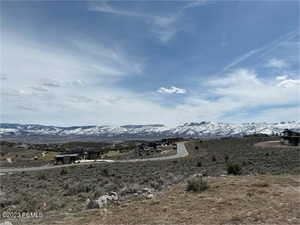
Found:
[1,121,299,142]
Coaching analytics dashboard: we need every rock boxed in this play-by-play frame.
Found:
[98,195,108,206]
[142,188,154,194]
[201,170,208,176]
[146,193,154,199]
[86,198,100,209]
[191,173,203,179]
[108,191,119,201]
[86,192,119,209]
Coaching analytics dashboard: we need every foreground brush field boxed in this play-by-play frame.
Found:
[24,175,299,225]
[0,136,299,225]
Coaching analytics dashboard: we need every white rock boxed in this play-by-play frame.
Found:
[146,193,154,199]
[0,222,13,225]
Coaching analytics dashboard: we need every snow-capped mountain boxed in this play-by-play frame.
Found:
[0,121,299,140]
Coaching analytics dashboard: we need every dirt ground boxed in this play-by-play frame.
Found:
[13,175,300,225]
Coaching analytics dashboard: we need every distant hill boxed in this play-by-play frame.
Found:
[1,121,299,142]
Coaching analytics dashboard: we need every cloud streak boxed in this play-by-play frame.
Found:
[223,30,298,72]
[89,1,208,43]
[157,86,187,94]
[266,58,288,69]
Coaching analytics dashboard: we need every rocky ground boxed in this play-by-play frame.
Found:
[0,137,299,225]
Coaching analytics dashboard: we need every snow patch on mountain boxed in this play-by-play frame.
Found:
[0,121,299,138]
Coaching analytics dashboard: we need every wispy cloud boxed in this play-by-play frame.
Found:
[41,79,61,88]
[277,79,300,88]
[30,86,48,92]
[266,58,289,69]
[276,75,288,81]
[89,1,208,43]
[223,30,298,72]
[0,74,7,81]
[68,95,96,104]
[90,2,180,42]
[157,86,186,94]
[183,0,208,9]
[208,68,299,107]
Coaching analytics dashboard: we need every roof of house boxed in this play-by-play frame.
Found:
[55,153,80,158]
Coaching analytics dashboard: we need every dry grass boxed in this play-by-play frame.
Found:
[255,141,300,149]
[41,151,59,161]
[18,174,300,225]
[102,150,123,158]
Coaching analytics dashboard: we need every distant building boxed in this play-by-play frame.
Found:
[161,138,184,145]
[54,150,102,164]
[54,153,80,164]
[135,142,163,157]
[280,129,300,146]
[16,143,28,149]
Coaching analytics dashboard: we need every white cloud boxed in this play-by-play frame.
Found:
[277,79,300,88]
[90,2,144,18]
[89,2,179,42]
[157,86,186,94]
[243,106,300,123]
[0,75,7,80]
[183,0,208,9]
[207,69,299,107]
[266,58,288,69]
[2,30,299,125]
[276,75,288,81]
[2,66,299,126]
[89,1,208,43]
[209,69,262,87]
[30,86,48,92]
[2,32,144,94]
[41,79,61,88]
[223,30,297,71]
[223,48,262,72]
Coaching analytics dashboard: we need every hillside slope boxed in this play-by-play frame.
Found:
[1,121,299,140]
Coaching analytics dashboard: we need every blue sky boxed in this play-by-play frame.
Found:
[1,0,299,126]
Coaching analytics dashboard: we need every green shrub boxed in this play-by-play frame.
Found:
[226,163,242,175]
[224,155,229,163]
[37,173,46,180]
[186,175,208,192]
[65,183,91,196]
[102,168,109,176]
[196,161,202,167]
[60,168,68,175]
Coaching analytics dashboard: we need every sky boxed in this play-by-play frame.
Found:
[0,0,299,127]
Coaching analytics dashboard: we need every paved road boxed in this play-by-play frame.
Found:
[0,142,189,174]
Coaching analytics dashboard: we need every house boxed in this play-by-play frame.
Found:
[161,138,184,145]
[83,151,102,160]
[135,142,163,157]
[280,129,300,146]
[54,150,102,164]
[54,153,80,164]
[16,143,29,149]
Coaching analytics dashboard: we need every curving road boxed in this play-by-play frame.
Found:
[0,142,189,174]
